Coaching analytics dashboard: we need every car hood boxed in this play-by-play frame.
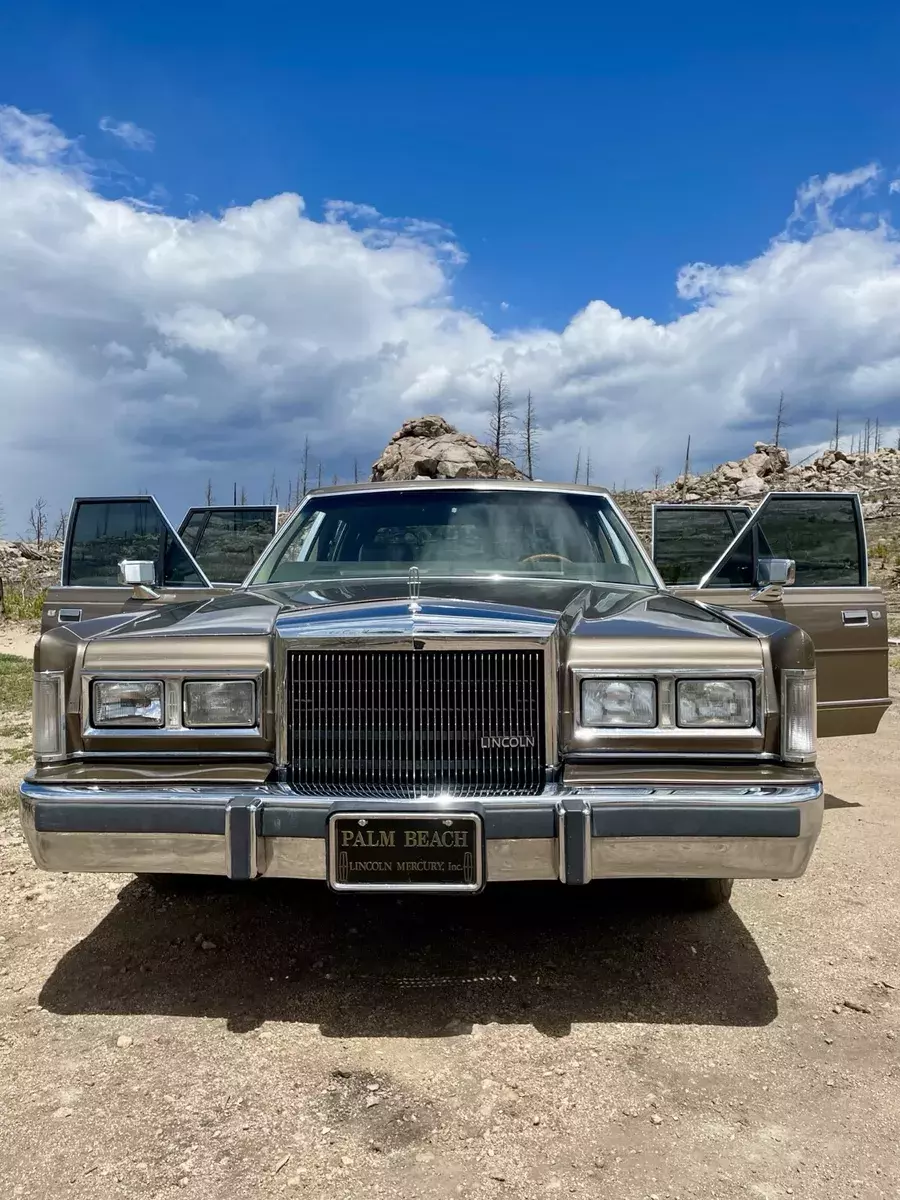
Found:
[73,576,750,646]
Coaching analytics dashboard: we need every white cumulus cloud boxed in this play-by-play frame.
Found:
[1,105,900,532]
[99,116,155,152]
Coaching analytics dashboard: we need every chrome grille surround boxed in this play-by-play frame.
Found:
[284,647,547,798]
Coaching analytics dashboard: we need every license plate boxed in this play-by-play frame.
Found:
[327,812,484,893]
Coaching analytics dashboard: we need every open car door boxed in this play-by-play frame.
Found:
[41,496,218,634]
[652,493,890,737]
[178,505,278,585]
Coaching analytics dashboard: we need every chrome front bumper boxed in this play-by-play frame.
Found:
[19,778,824,885]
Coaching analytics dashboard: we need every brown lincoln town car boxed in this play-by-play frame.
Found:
[20,480,889,909]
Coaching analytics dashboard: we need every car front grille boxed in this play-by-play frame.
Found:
[285,648,546,797]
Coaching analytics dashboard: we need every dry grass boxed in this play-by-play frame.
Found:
[0,654,32,770]
[0,654,31,717]
[0,785,19,812]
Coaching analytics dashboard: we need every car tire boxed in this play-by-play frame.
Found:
[675,877,734,910]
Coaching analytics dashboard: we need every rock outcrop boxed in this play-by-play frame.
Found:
[647,442,792,505]
[371,416,524,482]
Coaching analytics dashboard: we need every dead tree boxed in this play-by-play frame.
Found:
[28,497,48,546]
[204,479,214,505]
[680,435,692,501]
[773,393,788,447]
[832,411,841,452]
[652,465,662,490]
[584,451,593,486]
[520,390,538,479]
[573,449,582,484]
[301,437,310,497]
[487,370,515,477]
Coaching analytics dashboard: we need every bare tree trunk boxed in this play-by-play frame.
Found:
[316,462,323,489]
[205,479,214,505]
[584,451,592,486]
[773,392,787,447]
[301,437,310,497]
[833,411,841,451]
[487,370,515,477]
[521,390,537,479]
[28,497,48,547]
[681,435,692,501]
[573,449,582,484]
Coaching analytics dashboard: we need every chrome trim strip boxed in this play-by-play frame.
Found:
[20,779,821,807]
[818,696,891,710]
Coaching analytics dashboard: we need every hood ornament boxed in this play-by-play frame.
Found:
[407,566,422,614]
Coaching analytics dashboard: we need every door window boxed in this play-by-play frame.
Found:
[187,507,278,583]
[652,506,750,585]
[701,494,865,589]
[65,498,208,587]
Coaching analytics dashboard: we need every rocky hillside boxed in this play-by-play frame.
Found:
[644,440,900,519]
[0,540,61,593]
[371,415,523,482]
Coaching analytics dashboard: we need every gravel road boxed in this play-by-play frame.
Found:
[0,660,897,1199]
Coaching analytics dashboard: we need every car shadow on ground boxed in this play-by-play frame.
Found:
[39,879,777,1036]
[824,792,862,809]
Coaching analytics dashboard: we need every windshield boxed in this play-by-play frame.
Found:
[249,488,657,586]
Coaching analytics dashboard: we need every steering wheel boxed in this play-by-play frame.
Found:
[518,553,574,565]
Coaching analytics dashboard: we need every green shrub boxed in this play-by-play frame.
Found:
[1,587,45,620]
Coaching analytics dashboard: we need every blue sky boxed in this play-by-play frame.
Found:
[4,0,898,328]
[2,1,900,528]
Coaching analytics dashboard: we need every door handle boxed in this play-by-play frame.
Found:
[58,608,83,623]
[841,609,869,627]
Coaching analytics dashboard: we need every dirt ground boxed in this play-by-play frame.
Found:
[0,639,897,1200]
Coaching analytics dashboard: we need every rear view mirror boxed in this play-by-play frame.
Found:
[757,557,796,587]
[118,559,159,598]
[118,560,157,586]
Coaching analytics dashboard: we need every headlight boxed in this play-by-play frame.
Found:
[781,670,816,763]
[581,679,656,727]
[93,680,164,728]
[676,679,753,728]
[183,680,256,728]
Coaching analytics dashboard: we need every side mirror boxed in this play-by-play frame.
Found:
[757,557,796,587]
[118,559,159,599]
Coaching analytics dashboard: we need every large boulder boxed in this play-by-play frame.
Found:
[371,416,524,482]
